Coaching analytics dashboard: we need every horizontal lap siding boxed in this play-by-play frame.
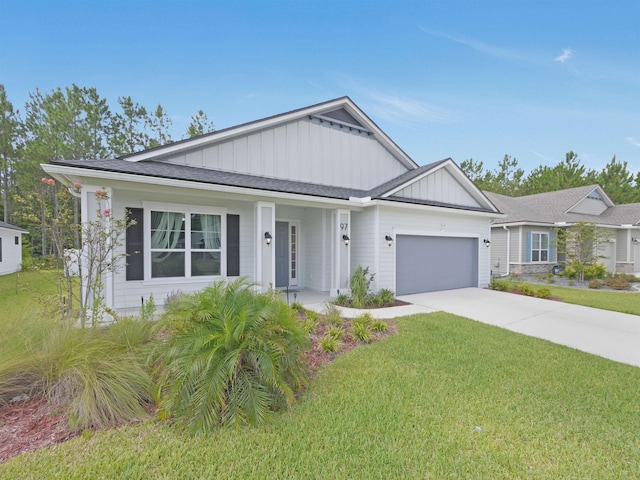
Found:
[490,228,508,276]
[111,189,255,313]
[378,206,491,292]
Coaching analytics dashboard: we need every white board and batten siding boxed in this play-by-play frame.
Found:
[164,118,409,191]
[394,167,482,209]
[349,208,379,290]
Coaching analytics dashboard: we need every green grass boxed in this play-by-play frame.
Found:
[495,278,640,315]
[545,285,640,315]
[3,313,639,478]
[0,270,64,325]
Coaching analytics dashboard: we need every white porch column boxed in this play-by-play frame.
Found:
[330,209,351,296]
[255,202,276,291]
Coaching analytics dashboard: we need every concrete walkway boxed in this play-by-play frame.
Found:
[399,288,640,368]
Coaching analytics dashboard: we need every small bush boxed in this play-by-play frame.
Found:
[517,283,535,296]
[604,277,631,290]
[352,323,373,343]
[334,293,350,307]
[290,301,305,312]
[301,318,317,334]
[319,335,342,353]
[353,312,373,329]
[371,319,389,333]
[304,309,319,322]
[546,273,556,284]
[490,279,509,291]
[535,287,552,299]
[327,326,344,340]
[377,288,395,306]
[568,280,575,286]
[584,263,607,280]
[324,303,343,326]
[535,274,546,280]
[561,265,579,279]
[588,279,601,289]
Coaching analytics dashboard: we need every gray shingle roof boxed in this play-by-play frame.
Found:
[0,221,28,233]
[485,186,640,226]
[50,158,498,213]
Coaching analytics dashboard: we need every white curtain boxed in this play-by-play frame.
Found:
[151,211,184,262]
[199,214,221,249]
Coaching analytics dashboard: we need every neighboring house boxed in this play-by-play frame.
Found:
[0,221,28,276]
[485,185,640,276]
[43,97,502,316]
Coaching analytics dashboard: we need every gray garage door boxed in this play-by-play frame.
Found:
[396,235,478,295]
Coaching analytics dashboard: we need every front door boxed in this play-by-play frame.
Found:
[275,221,289,288]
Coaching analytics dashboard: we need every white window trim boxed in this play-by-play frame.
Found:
[531,231,550,263]
[143,201,227,283]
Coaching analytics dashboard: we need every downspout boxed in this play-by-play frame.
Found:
[501,225,510,277]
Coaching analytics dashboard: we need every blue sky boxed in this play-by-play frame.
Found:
[1,0,638,175]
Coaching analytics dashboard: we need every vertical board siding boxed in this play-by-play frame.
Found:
[616,230,628,261]
[395,168,480,208]
[162,118,408,190]
[350,209,377,288]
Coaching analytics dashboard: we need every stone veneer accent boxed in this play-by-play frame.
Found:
[615,263,634,274]
[510,263,555,275]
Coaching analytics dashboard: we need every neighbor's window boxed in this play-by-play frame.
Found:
[150,210,221,278]
[531,232,549,262]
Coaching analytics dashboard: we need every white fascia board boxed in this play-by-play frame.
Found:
[493,220,631,229]
[41,164,363,210]
[373,198,505,219]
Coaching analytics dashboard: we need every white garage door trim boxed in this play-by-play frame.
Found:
[395,234,480,295]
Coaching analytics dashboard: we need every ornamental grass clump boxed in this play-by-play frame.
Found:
[152,278,310,432]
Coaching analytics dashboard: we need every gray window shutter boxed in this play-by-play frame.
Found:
[227,214,240,276]
[126,208,144,281]
[526,232,532,262]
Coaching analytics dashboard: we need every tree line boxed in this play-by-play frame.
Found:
[0,83,215,256]
[2,83,639,260]
[461,152,640,204]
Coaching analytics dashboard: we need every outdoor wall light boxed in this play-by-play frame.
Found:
[385,235,393,247]
[483,238,491,247]
[342,234,350,246]
[264,231,272,246]
[632,237,639,244]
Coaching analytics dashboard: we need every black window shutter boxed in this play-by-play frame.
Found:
[227,214,240,276]
[126,208,144,280]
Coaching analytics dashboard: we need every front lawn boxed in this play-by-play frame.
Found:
[545,285,640,315]
[2,312,639,478]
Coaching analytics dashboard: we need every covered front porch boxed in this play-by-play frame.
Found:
[255,201,357,296]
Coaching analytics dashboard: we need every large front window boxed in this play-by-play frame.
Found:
[150,210,222,278]
[531,232,549,262]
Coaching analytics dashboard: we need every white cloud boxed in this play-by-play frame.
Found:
[367,91,455,125]
[554,48,573,63]
[418,26,530,62]
[626,136,640,148]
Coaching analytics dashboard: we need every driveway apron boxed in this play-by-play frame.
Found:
[399,288,640,368]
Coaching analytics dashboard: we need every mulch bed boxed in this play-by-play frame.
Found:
[1,314,398,463]
[0,397,79,463]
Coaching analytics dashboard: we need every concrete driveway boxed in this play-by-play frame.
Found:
[399,288,640,368]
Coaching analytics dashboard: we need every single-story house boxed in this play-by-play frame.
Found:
[485,185,640,276]
[43,97,502,316]
[0,221,28,276]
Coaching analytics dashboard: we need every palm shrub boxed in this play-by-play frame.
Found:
[153,278,310,431]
